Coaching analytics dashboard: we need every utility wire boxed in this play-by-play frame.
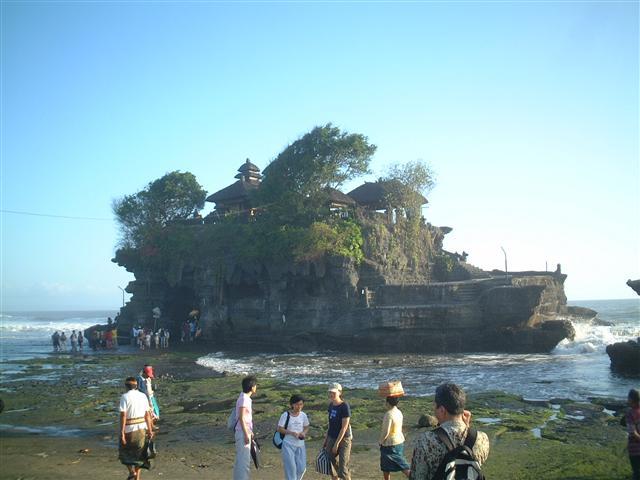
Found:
[0,209,112,221]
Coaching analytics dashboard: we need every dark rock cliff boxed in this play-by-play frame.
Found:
[113,245,575,353]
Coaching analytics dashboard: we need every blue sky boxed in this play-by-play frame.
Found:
[1,1,638,310]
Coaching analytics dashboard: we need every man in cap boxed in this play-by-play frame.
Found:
[137,365,160,425]
[119,376,154,480]
[409,383,489,480]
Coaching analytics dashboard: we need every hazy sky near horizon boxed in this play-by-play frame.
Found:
[1,1,638,310]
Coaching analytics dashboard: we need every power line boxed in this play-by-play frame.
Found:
[0,209,112,221]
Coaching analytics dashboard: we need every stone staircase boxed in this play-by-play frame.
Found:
[460,262,491,279]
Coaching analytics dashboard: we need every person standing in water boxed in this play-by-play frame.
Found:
[70,330,78,353]
[51,331,60,352]
[77,330,84,350]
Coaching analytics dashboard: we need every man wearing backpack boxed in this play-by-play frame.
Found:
[410,383,489,480]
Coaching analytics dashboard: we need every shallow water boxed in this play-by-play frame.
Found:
[0,423,87,437]
[196,299,639,401]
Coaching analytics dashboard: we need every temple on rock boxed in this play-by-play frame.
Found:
[205,159,262,221]
[205,160,430,224]
[113,158,587,355]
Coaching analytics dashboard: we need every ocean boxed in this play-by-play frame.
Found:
[1,300,638,400]
[0,310,117,363]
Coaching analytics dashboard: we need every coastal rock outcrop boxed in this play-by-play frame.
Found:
[114,244,577,354]
[606,339,640,374]
[627,279,640,296]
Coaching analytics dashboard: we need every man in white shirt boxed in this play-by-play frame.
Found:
[234,375,257,480]
[119,377,154,480]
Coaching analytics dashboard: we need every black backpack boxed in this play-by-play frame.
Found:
[433,427,485,480]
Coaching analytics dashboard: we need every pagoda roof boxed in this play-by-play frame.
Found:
[237,158,261,173]
[348,180,428,208]
[206,179,259,204]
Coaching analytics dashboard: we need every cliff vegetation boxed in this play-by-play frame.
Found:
[113,125,442,286]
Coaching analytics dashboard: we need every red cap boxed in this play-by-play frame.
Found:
[143,366,155,379]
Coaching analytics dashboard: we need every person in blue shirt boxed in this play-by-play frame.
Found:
[324,383,352,480]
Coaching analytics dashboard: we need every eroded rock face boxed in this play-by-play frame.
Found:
[606,340,640,374]
[114,249,576,353]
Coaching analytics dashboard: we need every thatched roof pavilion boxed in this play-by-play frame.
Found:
[347,180,428,210]
[325,187,356,208]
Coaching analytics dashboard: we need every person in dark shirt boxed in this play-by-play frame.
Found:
[51,331,60,352]
[324,383,352,480]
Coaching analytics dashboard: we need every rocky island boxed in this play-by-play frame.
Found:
[112,125,579,354]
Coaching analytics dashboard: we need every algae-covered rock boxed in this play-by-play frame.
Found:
[417,414,438,428]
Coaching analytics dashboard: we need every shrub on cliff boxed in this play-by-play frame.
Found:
[293,220,364,264]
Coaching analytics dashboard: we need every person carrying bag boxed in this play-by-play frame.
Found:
[277,394,310,480]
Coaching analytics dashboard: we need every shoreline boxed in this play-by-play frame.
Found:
[0,349,635,479]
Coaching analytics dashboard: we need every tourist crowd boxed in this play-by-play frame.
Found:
[117,367,640,480]
[117,367,499,480]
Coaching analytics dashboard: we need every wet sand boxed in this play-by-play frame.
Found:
[0,347,634,479]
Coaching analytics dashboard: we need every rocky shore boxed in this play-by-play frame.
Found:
[0,349,634,479]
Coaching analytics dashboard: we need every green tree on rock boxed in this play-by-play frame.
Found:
[382,160,435,218]
[257,124,376,225]
[113,171,207,248]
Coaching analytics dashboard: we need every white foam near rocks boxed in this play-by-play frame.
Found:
[564,414,585,421]
[476,417,502,424]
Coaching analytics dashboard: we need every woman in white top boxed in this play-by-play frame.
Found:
[379,396,410,479]
[277,394,310,480]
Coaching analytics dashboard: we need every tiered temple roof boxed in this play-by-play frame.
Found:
[206,159,262,216]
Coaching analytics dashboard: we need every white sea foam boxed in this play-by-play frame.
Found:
[0,321,99,334]
[195,352,256,375]
[552,320,638,356]
[0,314,107,337]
